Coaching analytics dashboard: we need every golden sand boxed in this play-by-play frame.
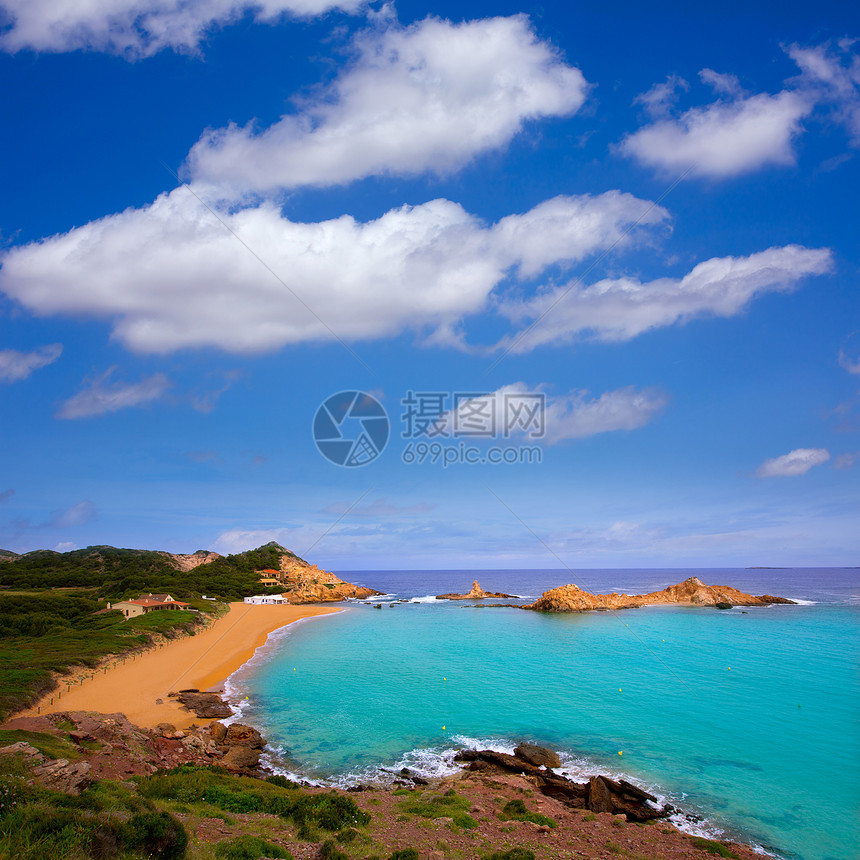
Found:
[22,603,342,729]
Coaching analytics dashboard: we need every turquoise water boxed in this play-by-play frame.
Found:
[226,569,860,860]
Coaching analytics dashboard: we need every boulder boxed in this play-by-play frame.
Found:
[514,742,561,769]
[223,724,264,748]
[587,776,613,813]
[208,721,227,743]
[220,746,261,772]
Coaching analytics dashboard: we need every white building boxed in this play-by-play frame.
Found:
[243,595,288,605]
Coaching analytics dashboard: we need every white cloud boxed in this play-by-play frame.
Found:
[633,75,689,118]
[0,343,62,382]
[756,448,831,478]
[57,367,172,418]
[54,541,77,552]
[0,0,363,57]
[698,68,743,96]
[49,499,96,528]
[498,245,832,352]
[0,188,663,355]
[620,89,812,178]
[187,14,588,194]
[621,39,860,179]
[787,39,860,144]
[838,348,860,375]
[454,382,667,444]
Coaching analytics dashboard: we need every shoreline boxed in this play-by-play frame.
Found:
[13,602,343,730]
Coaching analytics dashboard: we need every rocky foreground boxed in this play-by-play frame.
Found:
[0,710,766,860]
[524,576,795,612]
[436,580,517,600]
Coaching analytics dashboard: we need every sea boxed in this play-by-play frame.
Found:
[223,568,860,860]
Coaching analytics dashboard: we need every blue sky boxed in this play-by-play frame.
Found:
[1,0,858,569]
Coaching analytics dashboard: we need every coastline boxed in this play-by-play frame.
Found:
[14,602,342,730]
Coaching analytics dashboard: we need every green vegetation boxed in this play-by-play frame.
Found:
[388,850,420,860]
[498,798,556,828]
[0,754,187,860]
[484,849,535,860]
[397,789,478,829]
[138,765,370,839]
[690,837,741,858]
[0,591,206,720]
[214,835,292,859]
[0,729,80,761]
[0,542,294,601]
[319,840,349,860]
[0,541,314,720]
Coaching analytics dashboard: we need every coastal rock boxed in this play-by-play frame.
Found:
[274,553,383,604]
[223,724,265,748]
[436,580,516,600]
[219,745,261,772]
[169,689,233,719]
[0,742,93,795]
[514,742,561,769]
[208,721,228,743]
[455,747,668,822]
[523,577,796,613]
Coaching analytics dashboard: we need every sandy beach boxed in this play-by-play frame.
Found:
[19,602,342,729]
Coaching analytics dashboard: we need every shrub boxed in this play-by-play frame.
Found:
[390,850,420,860]
[690,837,740,858]
[498,798,556,828]
[484,850,535,860]
[215,834,292,859]
[319,840,348,860]
[127,810,188,859]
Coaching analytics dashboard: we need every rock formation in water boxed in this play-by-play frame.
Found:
[436,580,516,600]
[523,576,795,612]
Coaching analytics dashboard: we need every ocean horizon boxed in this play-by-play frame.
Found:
[224,568,859,860]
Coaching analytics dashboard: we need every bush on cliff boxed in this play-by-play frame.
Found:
[498,798,557,828]
[215,834,292,859]
[397,790,478,829]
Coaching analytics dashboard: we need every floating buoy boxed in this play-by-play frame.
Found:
[443,677,446,681]
[618,751,623,756]
[442,726,445,731]
[618,688,622,692]
[293,668,296,672]
[728,667,731,671]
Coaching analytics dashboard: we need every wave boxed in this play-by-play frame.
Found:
[260,733,775,857]
[787,598,818,606]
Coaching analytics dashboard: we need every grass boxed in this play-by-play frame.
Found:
[214,834,292,859]
[497,798,557,828]
[397,789,478,829]
[0,729,80,761]
[690,837,741,858]
[138,765,370,840]
[484,850,535,860]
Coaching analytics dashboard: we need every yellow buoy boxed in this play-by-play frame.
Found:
[618,751,623,756]
[619,688,622,692]
[443,677,446,681]
[442,726,445,730]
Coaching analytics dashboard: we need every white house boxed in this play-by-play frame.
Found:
[243,595,288,605]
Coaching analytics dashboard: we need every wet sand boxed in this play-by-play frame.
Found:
[19,603,343,729]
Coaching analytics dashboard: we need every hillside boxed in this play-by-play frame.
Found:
[0,541,377,720]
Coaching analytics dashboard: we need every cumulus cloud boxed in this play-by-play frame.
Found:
[756,448,831,478]
[621,39,860,178]
[497,245,832,352]
[0,188,663,355]
[0,0,363,57]
[57,367,172,418]
[187,14,588,194]
[620,89,811,178]
[452,382,667,444]
[0,343,62,382]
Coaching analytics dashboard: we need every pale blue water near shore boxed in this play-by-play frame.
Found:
[225,569,859,860]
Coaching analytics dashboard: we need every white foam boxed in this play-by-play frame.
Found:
[787,598,817,605]
[409,595,442,603]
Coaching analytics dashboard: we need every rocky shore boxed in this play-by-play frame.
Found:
[0,709,767,860]
[524,576,795,612]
